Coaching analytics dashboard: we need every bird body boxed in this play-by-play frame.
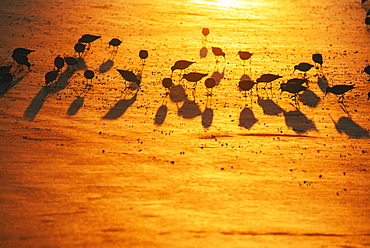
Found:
[45,70,59,86]
[238,51,253,61]
[12,48,35,57]
[117,69,140,84]
[212,47,225,58]
[139,50,149,60]
[239,80,255,91]
[202,28,210,37]
[13,54,31,70]
[293,62,314,73]
[109,38,122,47]
[182,72,207,83]
[325,84,355,102]
[286,78,309,86]
[364,65,370,75]
[171,60,194,72]
[54,56,65,70]
[280,82,307,94]
[74,43,86,57]
[205,78,216,89]
[162,78,173,89]
[84,70,95,80]
[256,74,282,83]
[312,54,323,66]
[78,34,101,43]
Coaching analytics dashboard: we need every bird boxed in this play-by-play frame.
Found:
[280,82,308,105]
[365,17,370,25]
[286,78,309,86]
[64,57,79,70]
[202,28,210,37]
[256,74,282,88]
[54,56,65,71]
[45,70,59,86]
[325,85,355,103]
[139,50,149,60]
[182,72,207,88]
[238,80,256,98]
[78,34,101,50]
[108,38,122,52]
[204,78,216,96]
[212,47,226,61]
[84,70,95,86]
[171,60,195,75]
[12,48,35,58]
[162,78,173,95]
[364,65,370,76]
[238,51,253,61]
[292,62,314,74]
[74,43,86,58]
[117,69,141,89]
[13,54,31,71]
[78,34,101,43]
[367,92,370,100]
[312,54,323,69]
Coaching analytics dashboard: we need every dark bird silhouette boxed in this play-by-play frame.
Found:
[78,34,101,44]
[365,17,370,25]
[239,79,255,92]
[202,28,210,37]
[74,43,86,57]
[286,77,309,86]
[84,70,95,86]
[0,65,12,77]
[45,70,59,86]
[204,78,216,96]
[238,51,253,62]
[117,69,140,90]
[64,57,79,70]
[139,50,149,60]
[12,48,35,58]
[212,47,226,61]
[162,78,173,95]
[108,38,122,49]
[312,54,323,68]
[292,62,314,74]
[280,82,308,106]
[325,85,355,103]
[54,56,65,71]
[13,54,31,71]
[171,60,195,75]
[256,74,282,88]
[364,65,370,76]
[182,72,208,84]
[367,92,370,100]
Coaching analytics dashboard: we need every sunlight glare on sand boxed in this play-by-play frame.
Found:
[193,0,261,9]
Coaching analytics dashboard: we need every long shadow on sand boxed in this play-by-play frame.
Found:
[154,104,168,125]
[239,107,258,129]
[299,89,321,108]
[0,74,27,99]
[333,116,369,138]
[202,107,214,128]
[24,70,74,120]
[257,96,283,115]
[102,93,137,120]
[283,109,317,134]
[317,75,329,93]
[178,99,202,119]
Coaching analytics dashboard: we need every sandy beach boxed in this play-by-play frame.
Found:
[1,0,370,247]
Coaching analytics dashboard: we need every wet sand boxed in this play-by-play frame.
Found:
[0,0,370,247]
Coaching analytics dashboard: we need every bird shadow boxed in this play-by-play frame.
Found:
[332,116,369,138]
[0,74,27,99]
[24,70,74,120]
[257,95,283,115]
[299,89,321,108]
[317,75,329,93]
[239,107,258,129]
[202,107,214,128]
[102,93,137,120]
[67,96,85,116]
[200,47,208,58]
[170,84,187,104]
[211,68,225,86]
[178,99,202,119]
[283,109,317,134]
[154,104,168,125]
[99,59,114,74]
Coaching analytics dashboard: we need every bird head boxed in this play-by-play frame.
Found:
[324,87,331,97]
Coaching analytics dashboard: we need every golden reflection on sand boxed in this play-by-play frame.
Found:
[194,0,261,9]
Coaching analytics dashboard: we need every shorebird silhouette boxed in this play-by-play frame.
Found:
[74,43,86,58]
[364,65,370,76]
[108,38,122,54]
[162,78,173,95]
[64,57,79,70]
[238,79,256,99]
[367,92,370,100]
[78,34,101,50]
[212,47,226,62]
[117,69,140,91]
[280,81,308,107]
[54,56,65,71]
[286,78,309,86]
[312,54,323,69]
[45,70,59,86]
[238,51,253,73]
[13,54,31,71]
[204,78,216,96]
[292,62,314,75]
[325,85,355,103]
[171,60,195,76]
[12,48,35,58]
[202,28,210,37]
[182,72,207,83]
[139,50,149,71]
[256,74,282,88]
